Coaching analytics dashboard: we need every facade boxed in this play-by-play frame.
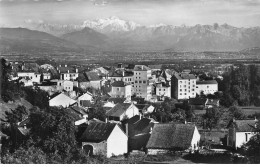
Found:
[57,80,74,92]
[17,72,41,83]
[146,123,200,154]
[196,80,218,95]
[227,119,258,149]
[77,92,93,105]
[80,122,128,158]
[155,82,171,98]
[42,73,51,80]
[106,103,140,121]
[133,65,152,100]
[49,93,76,108]
[58,65,79,81]
[110,81,132,99]
[171,73,197,100]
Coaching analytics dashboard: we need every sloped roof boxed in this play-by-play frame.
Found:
[174,73,196,80]
[134,65,151,71]
[80,122,116,142]
[146,123,196,150]
[106,103,132,117]
[85,71,101,81]
[78,73,88,82]
[228,119,257,132]
[80,100,92,108]
[148,65,162,70]
[109,69,133,77]
[107,97,126,104]
[197,80,218,85]
[111,81,129,87]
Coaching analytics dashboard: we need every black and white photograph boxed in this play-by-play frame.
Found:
[0,0,260,164]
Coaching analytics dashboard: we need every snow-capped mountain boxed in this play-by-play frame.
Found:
[82,16,142,33]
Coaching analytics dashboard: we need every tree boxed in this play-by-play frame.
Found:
[171,108,186,123]
[88,100,106,122]
[228,106,246,120]
[203,107,221,130]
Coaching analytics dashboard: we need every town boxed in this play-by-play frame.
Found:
[1,58,259,163]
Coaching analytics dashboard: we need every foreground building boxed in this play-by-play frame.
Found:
[80,122,128,158]
[227,119,258,149]
[146,123,200,154]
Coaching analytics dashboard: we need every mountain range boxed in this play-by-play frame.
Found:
[1,16,260,53]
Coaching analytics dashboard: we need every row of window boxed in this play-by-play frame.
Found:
[135,80,146,84]
[180,85,195,88]
[180,89,195,92]
[179,93,195,96]
[179,80,195,84]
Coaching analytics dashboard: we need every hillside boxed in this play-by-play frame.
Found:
[0,28,83,53]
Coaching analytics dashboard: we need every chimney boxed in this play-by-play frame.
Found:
[59,65,61,67]
[67,70,69,73]
[184,120,187,124]
[139,114,142,120]
[141,65,143,70]
[126,123,129,137]
[149,127,153,134]
[65,64,67,67]
[122,71,125,77]
[105,118,108,123]
[76,68,78,73]
[255,117,258,128]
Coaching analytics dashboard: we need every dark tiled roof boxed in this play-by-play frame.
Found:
[228,119,257,132]
[70,106,88,115]
[57,66,77,73]
[129,134,151,151]
[146,123,196,150]
[85,71,101,81]
[80,122,116,142]
[80,100,92,108]
[174,73,196,80]
[134,65,151,71]
[107,97,126,104]
[106,103,132,117]
[148,65,162,70]
[111,81,129,87]
[109,69,133,77]
[197,80,218,85]
[78,73,88,82]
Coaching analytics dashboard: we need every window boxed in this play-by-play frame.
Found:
[139,81,142,83]
[135,81,137,83]
[180,93,182,95]
[196,86,198,88]
[164,89,165,91]
[117,88,120,91]
[184,93,187,95]
[184,85,186,88]
[139,77,141,79]
[139,73,141,75]
[185,89,187,91]
[180,89,182,92]
[207,86,209,88]
[192,89,195,91]
[159,89,161,91]
[143,81,146,84]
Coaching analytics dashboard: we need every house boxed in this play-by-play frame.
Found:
[146,123,200,154]
[57,80,74,92]
[133,65,153,100]
[85,71,102,89]
[189,98,208,110]
[80,122,128,157]
[227,119,258,149]
[205,99,219,108]
[171,73,197,100]
[57,65,78,81]
[77,92,93,106]
[108,69,134,84]
[106,103,140,122]
[124,116,158,152]
[110,81,132,99]
[196,80,218,95]
[49,92,77,108]
[155,82,171,99]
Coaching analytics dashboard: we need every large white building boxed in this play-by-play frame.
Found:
[196,80,218,95]
[171,73,197,100]
[57,65,79,81]
[133,65,152,100]
[17,71,41,83]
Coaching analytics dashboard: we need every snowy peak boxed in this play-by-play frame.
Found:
[82,16,141,33]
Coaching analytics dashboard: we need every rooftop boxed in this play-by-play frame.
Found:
[111,81,130,87]
[197,80,218,85]
[228,119,257,132]
[146,123,196,150]
[134,65,151,71]
[174,73,196,80]
[106,103,132,117]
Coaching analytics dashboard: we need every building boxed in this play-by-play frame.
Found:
[57,80,74,92]
[77,92,93,106]
[110,81,132,99]
[57,65,79,81]
[17,71,41,83]
[227,119,258,149]
[80,122,128,157]
[171,73,197,100]
[146,123,200,154]
[196,80,218,95]
[106,103,140,122]
[49,92,76,108]
[84,71,102,90]
[155,82,171,99]
[133,65,152,101]
[109,69,134,85]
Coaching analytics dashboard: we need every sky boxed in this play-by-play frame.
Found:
[0,0,260,27]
